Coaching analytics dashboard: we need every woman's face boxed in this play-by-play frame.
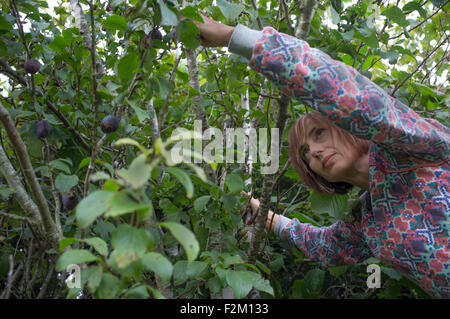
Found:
[300,119,359,183]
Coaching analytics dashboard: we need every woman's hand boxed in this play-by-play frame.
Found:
[191,15,235,47]
[241,191,260,217]
[241,191,278,233]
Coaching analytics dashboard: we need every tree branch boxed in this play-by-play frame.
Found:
[0,135,41,226]
[389,1,449,40]
[185,48,217,184]
[0,103,60,245]
[295,0,318,40]
[0,57,91,152]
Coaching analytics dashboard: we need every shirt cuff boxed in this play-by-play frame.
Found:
[274,215,291,238]
[227,24,262,60]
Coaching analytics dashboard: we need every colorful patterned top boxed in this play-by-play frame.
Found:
[228,25,450,298]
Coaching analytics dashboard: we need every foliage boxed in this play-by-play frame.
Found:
[0,0,448,299]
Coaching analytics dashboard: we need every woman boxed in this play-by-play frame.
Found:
[193,15,450,298]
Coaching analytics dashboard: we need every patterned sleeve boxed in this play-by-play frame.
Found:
[279,217,371,267]
[248,27,450,162]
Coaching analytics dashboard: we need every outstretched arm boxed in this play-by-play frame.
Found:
[246,193,371,268]
[193,16,450,162]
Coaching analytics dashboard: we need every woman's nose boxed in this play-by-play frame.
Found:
[310,144,324,159]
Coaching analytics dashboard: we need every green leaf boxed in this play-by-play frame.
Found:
[330,6,340,24]
[96,273,121,299]
[157,0,178,26]
[160,222,199,261]
[127,100,150,124]
[329,265,348,277]
[403,1,427,19]
[173,260,188,285]
[193,195,211,213]
[178,20,200,50]
[301,269,325,298]
[82,237,108,256]
[111,224,153,269]
[381,266,403,280]
[59,238,78,251]
[49,36,66,53]
[223,254,243,268]
[55,173,78,194]
[379,49,399,64]
[56,249,98,272]
[123,285,149,299]
[222,193,237,212]
[76,190,115,228]
[225,270,254,299]
[85,265,103,293]
[430,0,446,8]
[181,6,205,22]
[117,53,139,85]
[253,276,274,296]
[165,167,194,199]
[49,159,71,174]
[103,15,127,32]
[382,6,409,27]
[225,173,243,194]
[310,190,349,220]
[0,15,13,30]
[186,260,208,278]
[117,154,150,189]
[217,0,244,22]
[142,252,173,284]
[355,28,379,48]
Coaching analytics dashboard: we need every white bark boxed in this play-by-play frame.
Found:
[70,0,104,76]
[295,0,318,40]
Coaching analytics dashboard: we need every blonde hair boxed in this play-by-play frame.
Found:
[288,111,370,194]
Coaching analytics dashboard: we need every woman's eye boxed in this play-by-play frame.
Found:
[302,147,310,158]
[316,129,325,139]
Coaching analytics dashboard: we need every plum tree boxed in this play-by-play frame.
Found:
[0,0,447,300]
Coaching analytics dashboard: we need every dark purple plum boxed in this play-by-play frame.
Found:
[62,192,78,211]
[35,120,51,139]
[24,58,40,74]
[100,115,119,134]
[152,30,163,41]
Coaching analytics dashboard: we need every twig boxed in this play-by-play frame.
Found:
[36,260,56,299]
[250,0,263,29]
[281,0,295,36]
[0,58,27,85]
[45,141,62,235]
[157,53,182,127]
[392,34,449,95]
[83,134,108,197]
[389,1,449,40]
[0,211,33,223]
[45,100,90,152]
[0,258,23,299]
[20,238,33,292]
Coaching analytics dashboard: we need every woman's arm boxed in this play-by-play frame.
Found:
[247,27,450,162]
[194,17,450,162]
[247,194,370,267]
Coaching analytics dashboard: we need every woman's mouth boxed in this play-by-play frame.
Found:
[323,154,336,168]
